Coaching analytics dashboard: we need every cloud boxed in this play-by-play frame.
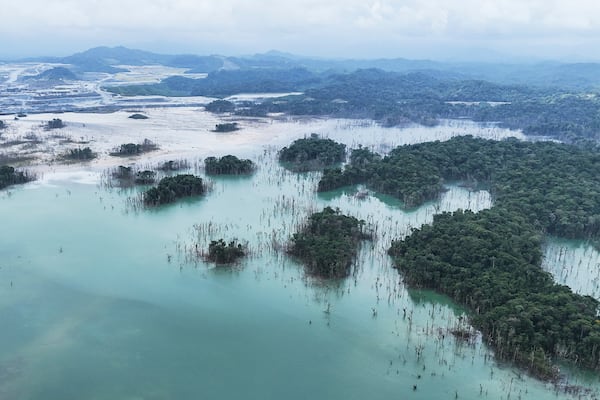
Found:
[3,0,600,59]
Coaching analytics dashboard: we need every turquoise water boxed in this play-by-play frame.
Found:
[1,155,598,399]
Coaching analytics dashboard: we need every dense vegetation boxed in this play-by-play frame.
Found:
[206,239,247,264]
[110,139,158,156]
[354,136,600,379]
[213,123,239,132]
[279,135,346,171]
[289,207,369,278]
[204,155,255,175]
[142,174,205,206]
[63,147,96,161]
[0,165,33,189]
[0,120,6,130]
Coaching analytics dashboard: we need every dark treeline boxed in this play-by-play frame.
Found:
[288,207,370,278]
[353,136,600,379]
[204,155,255,175]
[143,174,205,206]
[0,165,34,189]
[279,135,346,171]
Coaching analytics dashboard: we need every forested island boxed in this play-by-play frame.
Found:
[110,139,158,157]
[288,207,369,278]
[204,155,255,175]
[62,147,96,161]
[205,239,247,264]
[279,135,346,171]
[326,136,600,379]
[0,165,34,189]
[143,174,205,206]
[213,123,239,132]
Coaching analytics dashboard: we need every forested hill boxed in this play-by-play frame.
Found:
[107,67,600,144]
[327,136,600,379]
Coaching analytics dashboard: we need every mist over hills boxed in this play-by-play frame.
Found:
[17,45,600,90]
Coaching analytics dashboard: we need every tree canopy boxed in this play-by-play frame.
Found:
[204,155,255,175]
[279,135,346,171]
[143,174,205,206]
[289,207,369,278]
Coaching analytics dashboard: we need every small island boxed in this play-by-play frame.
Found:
[288,207,369,278]
[45,118,66,130]
[0,165,34,190]
[279,134,346,171]
[62,147,96,161]
[143,174,205,206]
[213,122,240,132]
[110,139,158,157]
[128,113,149,120]
[206,239,247,264]
[205,100,235,113]
[204,155,255,175]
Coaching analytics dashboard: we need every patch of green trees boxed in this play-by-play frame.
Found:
[142,174,205,206]
[206,239,247,264]
[110,139,158,156]
[279,135,346,171]
[359,136,600,379]
[289,207,369,278]
[204,155,255,175]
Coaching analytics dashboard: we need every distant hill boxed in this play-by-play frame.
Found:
[19,46,600,90]
[24,66,77,82]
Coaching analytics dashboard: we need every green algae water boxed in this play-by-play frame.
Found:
[1,155,599,399]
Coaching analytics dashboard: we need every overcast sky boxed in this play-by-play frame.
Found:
[2,0,600,61]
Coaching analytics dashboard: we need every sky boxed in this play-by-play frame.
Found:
[2,0,600,61]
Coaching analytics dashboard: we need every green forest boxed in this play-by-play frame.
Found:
[143,174,205,206]
[279,135,346,171]
[204,155,255,175]
[323,136,600,378]
[288,207,369,278]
